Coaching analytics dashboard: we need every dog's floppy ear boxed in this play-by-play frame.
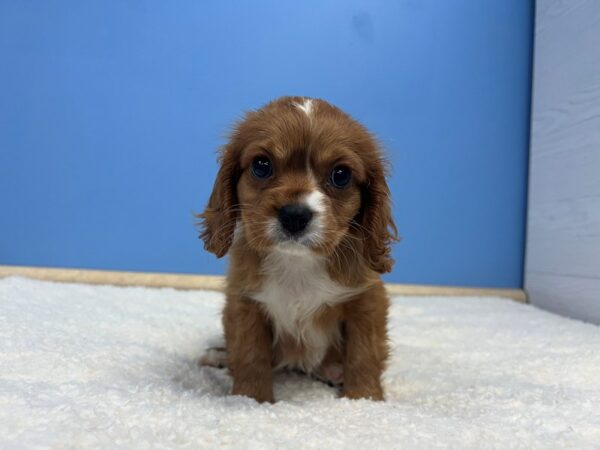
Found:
[358,151,399,274]
[198,141,240,258]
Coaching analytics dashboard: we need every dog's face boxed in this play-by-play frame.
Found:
[200,96,397,273]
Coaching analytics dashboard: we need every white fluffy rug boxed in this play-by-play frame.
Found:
[1,277,600,449]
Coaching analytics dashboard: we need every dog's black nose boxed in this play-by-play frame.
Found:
[278,204,313,235]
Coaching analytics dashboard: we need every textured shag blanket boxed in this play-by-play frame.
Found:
[1,276,599,449]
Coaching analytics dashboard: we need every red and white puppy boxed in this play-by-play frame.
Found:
[199,96,397,402]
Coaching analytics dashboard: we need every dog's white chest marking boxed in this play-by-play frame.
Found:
[252,247,358,371]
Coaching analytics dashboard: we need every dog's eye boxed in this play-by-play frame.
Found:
[251,156,273,179]
[330,166,352,188]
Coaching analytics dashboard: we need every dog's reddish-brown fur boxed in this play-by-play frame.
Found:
[199,96,397,402]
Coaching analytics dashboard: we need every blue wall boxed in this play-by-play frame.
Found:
[0,1,533,288]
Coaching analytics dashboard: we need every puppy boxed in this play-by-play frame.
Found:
[199,96,397,402]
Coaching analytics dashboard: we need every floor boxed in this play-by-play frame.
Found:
[1,277,599,448]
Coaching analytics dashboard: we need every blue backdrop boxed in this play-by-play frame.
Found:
[0,1,533,288]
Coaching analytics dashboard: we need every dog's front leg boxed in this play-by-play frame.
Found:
[342,283,390,401]
[223,295,274,403]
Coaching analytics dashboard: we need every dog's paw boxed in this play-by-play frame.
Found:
[343,383,384,401]
[198,347,228,368]
[312,362,344,387]
[322,362,344,386]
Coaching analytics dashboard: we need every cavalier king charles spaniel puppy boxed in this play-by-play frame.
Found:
[199,96,397,402]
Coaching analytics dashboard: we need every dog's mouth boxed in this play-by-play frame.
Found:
[270,219,322,253]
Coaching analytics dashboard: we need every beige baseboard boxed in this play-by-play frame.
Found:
[0,265,527,303]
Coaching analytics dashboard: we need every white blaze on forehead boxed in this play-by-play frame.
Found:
[304,190,326,214]
[294,98,314,118]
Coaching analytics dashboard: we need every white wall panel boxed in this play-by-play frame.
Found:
[526,0,600,323]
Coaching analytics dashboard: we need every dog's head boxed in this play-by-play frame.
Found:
[199,96,397,273]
